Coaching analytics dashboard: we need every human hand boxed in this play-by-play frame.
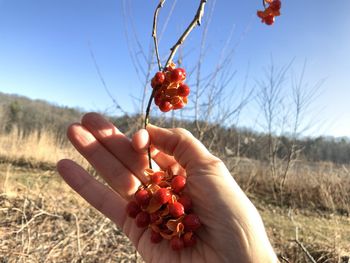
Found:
[57,112,278,263]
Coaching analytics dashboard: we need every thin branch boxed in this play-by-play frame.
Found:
[128,1,148,65]
[294,238,317,263]
[159,0,178,42]
[143,0,208,169]
[88,42,128,116]
[143,0,167,169]
[289,211,317,263]
[147,0,208,126]
[141,0,178,120]
[194,0,214,139]
[144,0,167,132]
[278,255,290,263]
[165,0,207,68]
[152,0,165,71]
[122,0,147,83]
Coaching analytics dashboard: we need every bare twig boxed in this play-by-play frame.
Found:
[144,88,155,169]
[16,211,44,234]
[165,0,207,68]
[15,210,61,234]
[289,211,317,263]
[143,0,166,128]
[122,0,147,85]
[146,0,208,120]
[194,0,215,139]
[143,0,208,169]
[152,0,165,71]
[294,238,317,263]
[278,255,290,263]
[88,42,128,116]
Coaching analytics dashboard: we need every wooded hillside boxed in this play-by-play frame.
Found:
[1,92,349,164]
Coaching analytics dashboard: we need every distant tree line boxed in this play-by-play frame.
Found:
[0,92,83,140]
[0,92,349,164]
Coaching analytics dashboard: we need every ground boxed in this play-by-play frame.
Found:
[1,163,349,263]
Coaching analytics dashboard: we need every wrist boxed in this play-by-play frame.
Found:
[243,213,279,263]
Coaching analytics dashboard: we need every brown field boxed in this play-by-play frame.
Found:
[0,128,349,263]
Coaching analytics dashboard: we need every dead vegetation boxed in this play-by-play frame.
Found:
[230,158,350,215]
[0,170,142,263]
[0,127,349,262]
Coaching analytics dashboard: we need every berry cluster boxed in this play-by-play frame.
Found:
[151,63,190,112]
[126,168,201,251]
[257,0,281,25]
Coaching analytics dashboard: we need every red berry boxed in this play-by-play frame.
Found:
[168,202,185,218]
[171,175,186,193]
[178,84,190,97]
[134,189,151,207]
[177,195,192,212]
[178,68,186,73]
[150,211,162,224]
[264,15,275,25]
[154,92,163,106]
[170,68,186,82]
[159,101,172,112]
[151,78,160,89]
[270,0,281,11]
[135,211,150,228]
[150,230,163,243]
[170,236,184,251]
[158,181,169,188]
[153,72,165,86]
[183,214,201,232]
[154,188,171,205]
[257,10,264,19]
[126,201,141,218]
[178,68,186,78]
[183,232,197,247]
[150,172,164,184]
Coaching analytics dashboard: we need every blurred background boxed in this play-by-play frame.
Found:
[0,1,349,262]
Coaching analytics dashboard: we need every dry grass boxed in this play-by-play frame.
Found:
[0,127,88,170]
[257,201,350,262]
[0,128,349,262]
[0,165,142,263]
[231,158,350,215]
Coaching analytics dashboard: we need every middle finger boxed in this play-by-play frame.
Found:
[67,123,140,199]
[81,113,149,182]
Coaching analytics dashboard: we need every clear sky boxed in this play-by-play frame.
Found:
[0,0,349,137]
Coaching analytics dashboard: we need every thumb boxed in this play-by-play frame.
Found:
[146,124,215,169]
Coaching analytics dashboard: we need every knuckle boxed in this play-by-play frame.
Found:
[172,127,193,138]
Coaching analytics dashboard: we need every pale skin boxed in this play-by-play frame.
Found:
[57,112,278,263]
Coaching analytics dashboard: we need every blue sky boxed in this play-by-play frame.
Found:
[0,0,349,137]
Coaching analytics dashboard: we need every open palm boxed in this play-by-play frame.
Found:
[57,113,277,263]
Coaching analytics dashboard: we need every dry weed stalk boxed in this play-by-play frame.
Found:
[293,227,317,263]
